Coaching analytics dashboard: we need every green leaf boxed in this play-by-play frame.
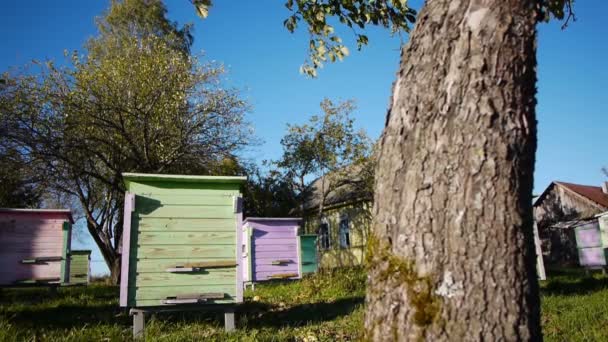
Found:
[339,46,349,57]
[285,0,294,11]
[193,0,212,19]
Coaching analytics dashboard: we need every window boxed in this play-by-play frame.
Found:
[339,215,351,248]
[318,220,330,250]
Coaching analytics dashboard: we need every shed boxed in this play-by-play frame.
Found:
[119,173,246,309]
[0,209,74,286]
[69,250,91,285]
[242,218,303,283]
[299,234,318,275]
[534,181,608,265]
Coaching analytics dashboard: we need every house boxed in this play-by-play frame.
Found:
[300,170,372,269]
[533,181,608,266]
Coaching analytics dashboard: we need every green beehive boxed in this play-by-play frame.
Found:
[299,235,318,275]
[69,250,91,284]
[119,173,246,308]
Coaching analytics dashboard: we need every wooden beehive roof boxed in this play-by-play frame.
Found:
[0,208,74,223]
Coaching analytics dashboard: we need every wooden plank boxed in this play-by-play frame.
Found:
[254,238,297,246]
[133,258,236,273]
[120,192,135,307]
[60,221,71,283]
[254,257,299,265]
[172,292,226,300]
[127,181,241,195]
[253,251,301,259]
[132,285,236,300]
[166,260,237,272]
[137,218,236,232]
[133,311,145,339]
[252,231,297,239]
[235,196,243,303]
[136,245,235,259]
[135,194,234,207]
[138,231,235,245]
[0,262,62,284]
[137,205,234,219]
[0,218,69,227]
[253,244,297,252]
[254,264,299,272]
[225,309,235,332]
[180,260,237,268]
[266,273,299,279]
[0,242,64,250]
[135,298,236,306]
[0,234,63,243]
[14,277,61,284]
[136,269,236,287]
[251,226,299,233]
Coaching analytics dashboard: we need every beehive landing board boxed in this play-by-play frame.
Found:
[119,173,246,308]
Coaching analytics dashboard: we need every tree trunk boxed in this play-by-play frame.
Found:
[87,221,121,285]
[109,257,121,285]
[365,0,540,340]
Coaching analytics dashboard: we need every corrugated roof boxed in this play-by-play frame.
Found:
[555,181,608,209]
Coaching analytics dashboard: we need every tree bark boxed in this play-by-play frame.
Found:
[109,257,121,285]
[365,0,540,340]
[87,221,121,284]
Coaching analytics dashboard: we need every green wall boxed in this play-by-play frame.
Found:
[299,235,318,274]
[69,250,91,284]
[124,174,244,307]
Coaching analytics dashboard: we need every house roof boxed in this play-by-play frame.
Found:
[301,166,372,212]
[555,181,608,209]
[534,181,608,210]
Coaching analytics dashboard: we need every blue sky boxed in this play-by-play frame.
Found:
[1,1,606,275]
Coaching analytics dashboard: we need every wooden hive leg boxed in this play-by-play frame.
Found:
[132,310,146,339]
[224,307,236,332]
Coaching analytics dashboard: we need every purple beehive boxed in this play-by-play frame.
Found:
[574,221,607,268]
[242,218,301,283]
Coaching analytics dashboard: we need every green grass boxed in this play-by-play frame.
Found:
[0,267,607,341]
[541,268,608,341]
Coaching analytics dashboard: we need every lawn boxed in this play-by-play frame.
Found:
[0,267,606,341]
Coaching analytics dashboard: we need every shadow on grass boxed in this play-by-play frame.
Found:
[0,285,119,305]
[2,284,363,331]
[2,303,130,328]
[155,296,364,329]
[242,296,363,328]
[542,270,608,296]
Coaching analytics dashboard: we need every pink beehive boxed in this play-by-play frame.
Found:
[0,209,73,285]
